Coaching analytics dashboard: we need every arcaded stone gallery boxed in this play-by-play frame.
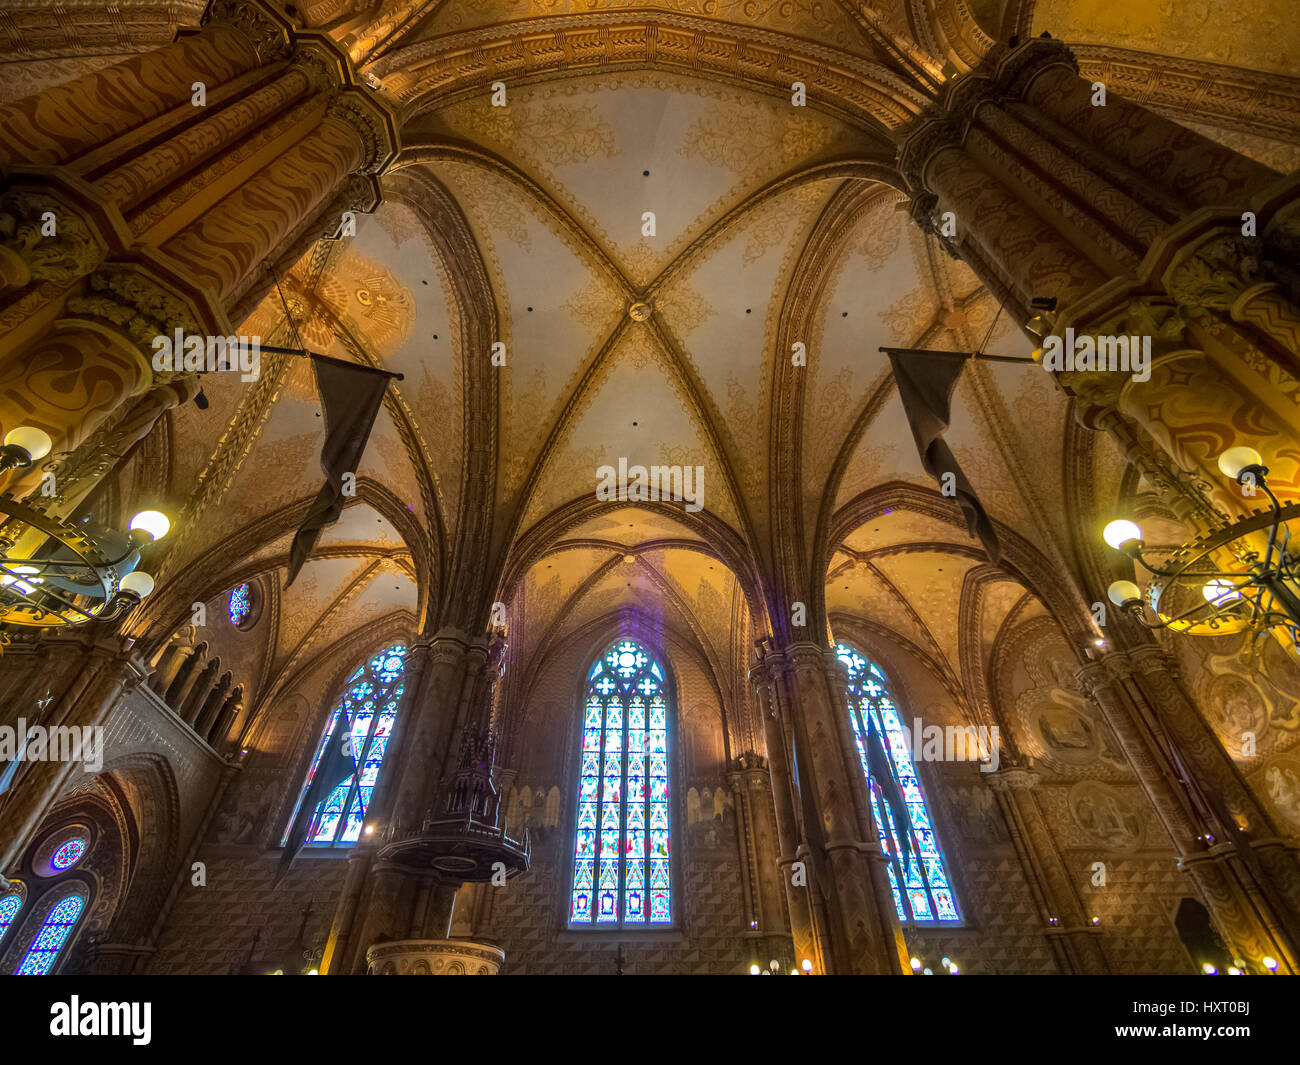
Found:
[0,0,1297,980]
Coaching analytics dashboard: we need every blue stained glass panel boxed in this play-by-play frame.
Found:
[0,894,20,943]
[228,583,251,626]
[284,644,407,849]
[51,838,86,870]
[569,639,674,927]
[15,895,84,975]
[836,642,960,924]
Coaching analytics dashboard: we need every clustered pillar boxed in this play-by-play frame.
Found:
[0,0,397,502]
[750,639,910,974]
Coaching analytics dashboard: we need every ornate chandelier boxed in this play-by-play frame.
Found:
[0,425,168,646]
[1103,447,1300,650]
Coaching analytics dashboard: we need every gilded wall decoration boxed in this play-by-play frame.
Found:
[455,100,618,168]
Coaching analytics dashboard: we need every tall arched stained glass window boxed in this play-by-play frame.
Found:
[284,644,407,848]
[836,643,960,924]
[0,894,21,945]
[15,894,84,975]
[569,639,672,927]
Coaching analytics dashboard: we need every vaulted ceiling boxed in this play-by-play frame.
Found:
[87,0,1296,724]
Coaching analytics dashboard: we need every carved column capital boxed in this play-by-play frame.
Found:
[983,763,1041,791]
[989,36,1080,99]
[1074,652,1134,696]
[1165,233,1271,316]
[65,261,209,348]
[324,88,401,176]
[0,187,107,289]
[203,0,294,62]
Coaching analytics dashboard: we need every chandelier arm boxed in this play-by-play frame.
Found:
[1122,604,1171,630]
[1259,483,1284,571]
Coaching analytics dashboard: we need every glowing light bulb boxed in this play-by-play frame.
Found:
[1107,580,1141,607]
[1102,519,1143,550]
[119,571,155,598]
[801,959,812,973]
[749,963,761,976]
[910,957,922,971]
[129,510,171,542]
[1202,963,1217,975]
[3,426,52,462]
[1218,447,1263,480]
[1263,956,1278,971]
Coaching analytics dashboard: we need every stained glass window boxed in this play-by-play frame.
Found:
[836,643,960,924]
[15,895,84,975]
[284,644,407,848]
[50,838,86,870]
[0,894,20,943]
[569,639,672,927]
[228,583,252,627]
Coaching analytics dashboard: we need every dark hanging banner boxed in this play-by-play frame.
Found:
[275,709,358,884]
[866,716,912,863]
[883,348,1000,563]
[285,354,399,587]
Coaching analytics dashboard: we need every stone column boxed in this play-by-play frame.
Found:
[163,642,207,711]
[897,36,1300,509]
[753,640,910,974]
[728,759,785,941]
[321,632,510,975]
[148,633,194,697]
[194,670,234,738]
[1076,645,1300,973]
[0,0,397,506]
[208,686,244,750]
[179,657,221,726]
[985,764,1110,973]
[749,659,822,972]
